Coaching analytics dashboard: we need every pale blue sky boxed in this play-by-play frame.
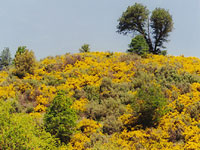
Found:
[0,0,200,59]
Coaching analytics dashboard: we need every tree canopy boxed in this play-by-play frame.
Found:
[117,3,173,54]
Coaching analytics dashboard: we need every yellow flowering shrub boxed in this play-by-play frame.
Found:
[77,118,102,136]
[0,71,8,83]
[1,52,200,149]
[68,119,102,150]
[68,133,90,150]
[34,84,56,112]
[0,84,15,99]
[72,98,88,112]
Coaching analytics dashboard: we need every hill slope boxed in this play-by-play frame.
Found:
[0,52,200,149]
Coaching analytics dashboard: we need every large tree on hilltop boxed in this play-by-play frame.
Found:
[117,3,173,54]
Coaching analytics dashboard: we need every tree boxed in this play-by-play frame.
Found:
[127,35,149,56]
[14,47,36,78]
[79,44,90,53]
[44,91,77,144]
[132,84,167,128]
[117,3,173,54]
[0,47,12,69]
[0,100,57,150]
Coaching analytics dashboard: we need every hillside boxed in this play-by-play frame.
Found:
[0,52,200,149]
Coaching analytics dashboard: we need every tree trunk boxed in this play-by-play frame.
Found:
[144,35,153,53]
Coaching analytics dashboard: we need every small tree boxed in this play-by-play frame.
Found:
[44,91,77,144]
[79,44,90,53]
[14,47,36,78]
[132,84,167,128]
[127,35,149,56]
[117,3,173,54]
[0,47,12,69]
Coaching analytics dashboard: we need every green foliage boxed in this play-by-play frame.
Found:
[15,46,26,55]
[160,50,167,56]
[133,63,200,96]
[44,90,77,144]
[42,75,66,86]
[84,85,100,102]
[85,133,123,150]
[127,35,149,57]
[131,70,155,89]
[117,3,173,54]
[154,65,200,94]
[79,44,90,53]
[90,135,122,150]
[117,3,149,35]
[14,49,36,78]
[132,84,167,128]
[0,47,12,69]
[151,8,173,54]
[85,78,134,134]
[0,100,58,150]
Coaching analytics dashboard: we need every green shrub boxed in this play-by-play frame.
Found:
[154,65,200,94]
[85,78,133,134]
[127,35,149,57]
[42,75,66,86]
[79,85,100,103]
[102,115,123,134]
[132,84,167,128]
[133,63,200,96]
[79,44,90,53]
[73,89,87,100]
[14,49,36,78]
[90,135,122,150]
[0,100,58,150]
[44,90,77,144]
[131,71,155,89]
[160,50,167,56]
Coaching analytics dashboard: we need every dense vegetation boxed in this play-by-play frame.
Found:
[0,4,196,149]
[0,50,200,149]
[117,3,173,55]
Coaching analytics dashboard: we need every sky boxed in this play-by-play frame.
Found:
[0,0,200,59]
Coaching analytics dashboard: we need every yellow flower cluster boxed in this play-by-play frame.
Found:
[72,98,88,112]
[34,84,56,112]
[68,133,90,150]
[0,84,15,99]
[69,118,102,150]
[77,118,102,136]
[0,71,8,83]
